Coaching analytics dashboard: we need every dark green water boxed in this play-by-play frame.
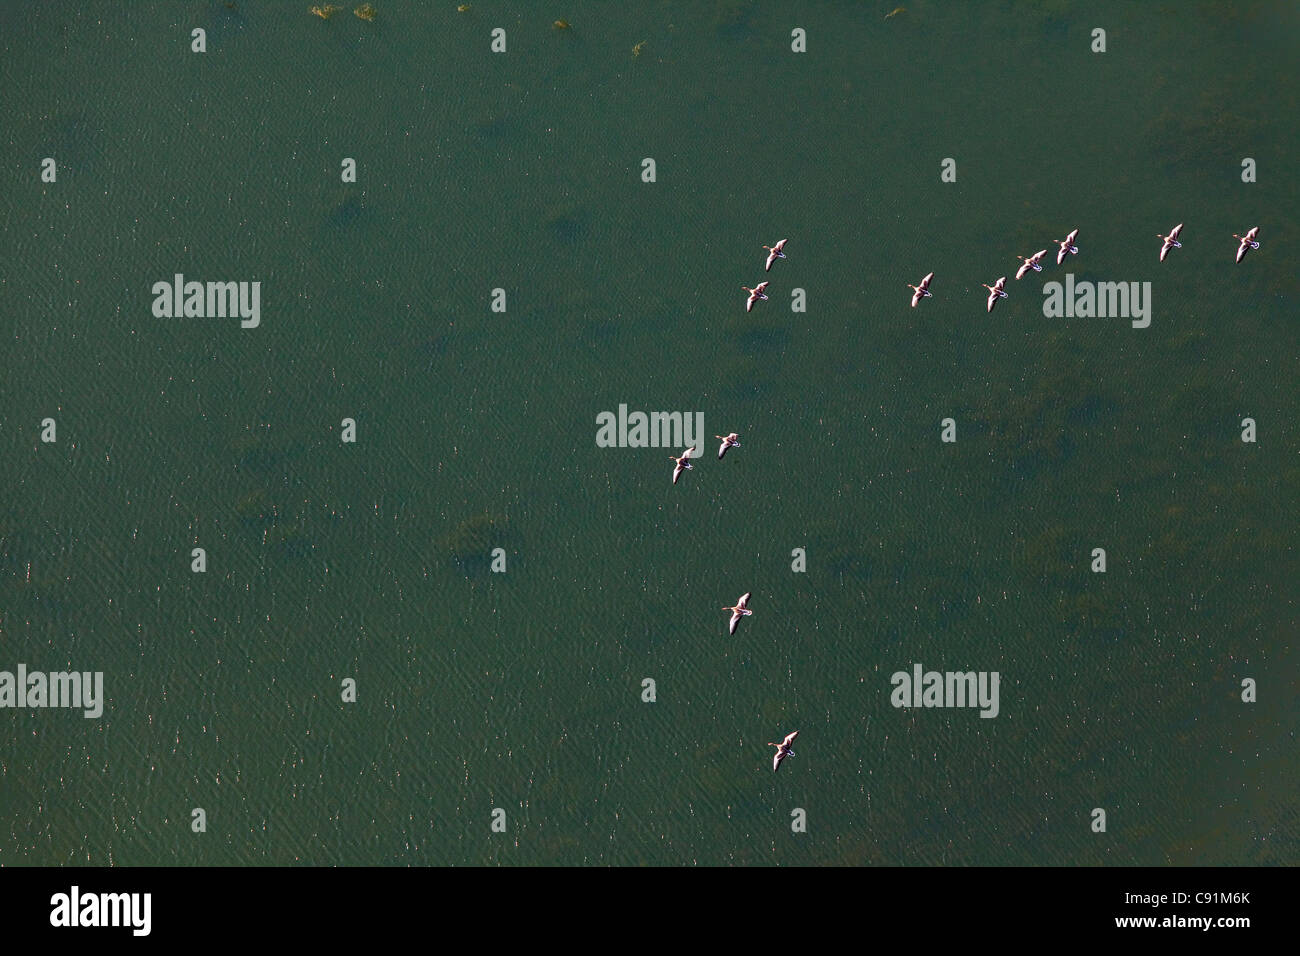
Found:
[1,0,1296,865]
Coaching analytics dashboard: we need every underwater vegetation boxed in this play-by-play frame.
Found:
[234,488,273,525]
[229,428,307,476]
[713,1,754,40]
[234,490,317,559]
[311,4,377,24]
[544,203,589,245]
[438,512,519,575]
[329,194,365,229]
[201,0,249,50]
[734,320,793,357]
[440,512,508,557]
[1148,93,1263,172]
[817,534,873,582]
[309,179,373,238]
[264,521,314,559]
[44,112,104,177]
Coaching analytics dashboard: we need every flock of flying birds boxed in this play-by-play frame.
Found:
[664,239,799,770]
[667,222,1265,771]
[907,224,1262,313]
[744,227,1264,320]
[740,237,789,313]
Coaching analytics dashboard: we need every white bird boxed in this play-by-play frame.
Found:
[768,730,798,771]
[722,592,752,635]
[742,281,769,313]
[1233,226,1259,264]
[1158,223,1183,262]
[908,272,934,307]
[982,276,1008,313]
[1015,249,1048,280]
[715,432,740,459]
[1055,228,1079,265]
[763,239,788,272]
[669,447,694,484]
